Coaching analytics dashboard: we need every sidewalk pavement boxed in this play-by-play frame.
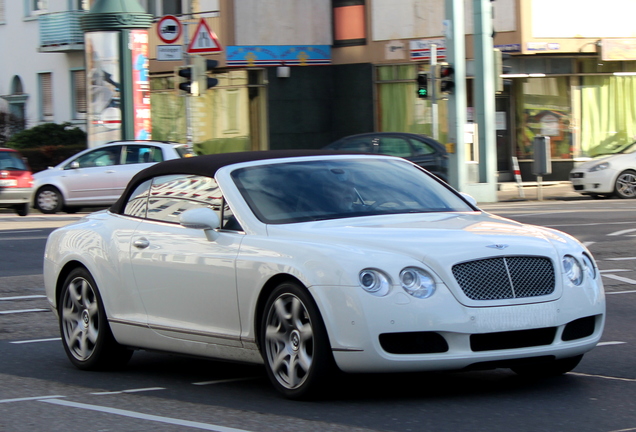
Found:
[495,181,585,203]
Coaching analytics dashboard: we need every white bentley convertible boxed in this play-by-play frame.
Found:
[44,151,605,399]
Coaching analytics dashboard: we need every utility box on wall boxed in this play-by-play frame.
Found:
[532,136,552,176]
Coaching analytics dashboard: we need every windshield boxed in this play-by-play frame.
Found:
[0,151,28,171]
[231,158,474,224]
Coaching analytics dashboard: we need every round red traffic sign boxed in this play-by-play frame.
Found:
[157,15,182,44]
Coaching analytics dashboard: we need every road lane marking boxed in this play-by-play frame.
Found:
[0,236,49,241]
[606,257,636,261]
[0,230,44,234]
[607,290,636,295]
[40,399,254,432]
[582,241,595,247]
[597,341,627,346]
[599,269,630,273]
[91,387,166,395]
[0,308,49,315]
[10,337,61,344]
[602,274,636,284]
[0,395,65,404]
[0,295,46,301]
[569,372,636,383]
[609,228,636,236]
[192,377,259,386]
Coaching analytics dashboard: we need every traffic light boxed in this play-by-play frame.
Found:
[439,63,455,95]
[416,73,429,99]
[177,57,219,96]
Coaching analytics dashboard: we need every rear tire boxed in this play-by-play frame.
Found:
[59,267,132,370]
[14,203,29,216]
[35,186,64,214]
[511,354,583,377]
[260,282,335,399]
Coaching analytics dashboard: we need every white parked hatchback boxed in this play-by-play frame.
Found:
[32,140,194,213]
[570,141,636,199]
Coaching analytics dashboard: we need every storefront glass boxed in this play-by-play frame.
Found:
[514,77,572,160]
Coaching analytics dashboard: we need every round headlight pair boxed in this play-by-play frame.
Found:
[563,254,596,285]
[359,267,436,299]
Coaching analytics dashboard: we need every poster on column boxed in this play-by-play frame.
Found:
[85,31,121,148]
[130,30,151,140]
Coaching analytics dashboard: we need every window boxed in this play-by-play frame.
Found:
[26,0,48,16]
[378,137,412,157]
[67,146,121,169]
[125,174,241,230]
[123,145,164,165]
[38,72,53,120]
[71,70,87,119]
[162,0,182,16]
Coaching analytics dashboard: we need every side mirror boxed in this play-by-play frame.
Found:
[70,161,80,169]
[179,207,220,241]
[460,192,478,208]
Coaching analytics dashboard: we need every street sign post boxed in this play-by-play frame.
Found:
[187,18,222,54]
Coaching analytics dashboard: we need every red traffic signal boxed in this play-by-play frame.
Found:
[439,65,455,94]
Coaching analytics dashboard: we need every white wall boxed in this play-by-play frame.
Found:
[372,0,517,41]
[0,0,86,130]
[234,0,332,46]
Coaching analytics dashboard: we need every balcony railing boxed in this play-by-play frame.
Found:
[39,10,86,53]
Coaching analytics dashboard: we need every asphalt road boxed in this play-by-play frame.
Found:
[0,198,635,432]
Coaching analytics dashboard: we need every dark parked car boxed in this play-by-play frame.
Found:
[324,132,448,181]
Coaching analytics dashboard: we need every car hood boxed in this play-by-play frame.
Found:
[574,154,624,170]
[266,211,576,267]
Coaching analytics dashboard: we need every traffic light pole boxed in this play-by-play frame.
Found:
[183,8,193,147]
[430,45,439,141]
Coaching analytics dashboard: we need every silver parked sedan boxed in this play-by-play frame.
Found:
[32,140,194,214]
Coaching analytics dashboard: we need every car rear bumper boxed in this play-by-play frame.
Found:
[0,187,32,206]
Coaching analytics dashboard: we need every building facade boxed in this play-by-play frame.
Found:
[2,0,636,184]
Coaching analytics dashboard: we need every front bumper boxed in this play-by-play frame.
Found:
[0,187,32,206]
[570,170,616,194]
[311,279,605,373]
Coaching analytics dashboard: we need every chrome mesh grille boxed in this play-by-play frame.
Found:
[452,256,555,300]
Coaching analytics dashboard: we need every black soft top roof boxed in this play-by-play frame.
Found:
[110,149,350,214]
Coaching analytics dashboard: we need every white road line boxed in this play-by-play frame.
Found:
[10,337,61,344]
[0,295,46,301]
[606,257,636,261]
[598,341,627,346]
[40,399,254,432]
[91,387,166,395]
[569,372,636,383]
[0,395,65,404]
[608,228,636,236]
[0,230,44,234]
[599,269,630,273]
[607,290,636,295]
[602,274,636,284]
[0,308,49,315]
[192,377,258,386]
[0,236,49,241]
[582,241,595,247]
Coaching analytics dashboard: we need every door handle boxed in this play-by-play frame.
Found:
[133,238,150,249]
[105,170,116,173]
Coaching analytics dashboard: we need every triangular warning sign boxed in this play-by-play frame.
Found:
[187,18,222,53]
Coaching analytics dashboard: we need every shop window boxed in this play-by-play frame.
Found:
[514,77,572,160]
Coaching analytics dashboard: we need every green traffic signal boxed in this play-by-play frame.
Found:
[416,73,428,99]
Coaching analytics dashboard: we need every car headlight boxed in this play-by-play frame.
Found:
[359,269,390,296]
[589,162,609,172]
[581,253,596,280]
[400,267,436,299]
[563,255,583,286]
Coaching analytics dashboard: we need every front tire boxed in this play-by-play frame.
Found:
[614,170,636,199]
[511,354,583,377]
[260,282,335,399]
[35,186,64,214]
[59,267,132,370]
